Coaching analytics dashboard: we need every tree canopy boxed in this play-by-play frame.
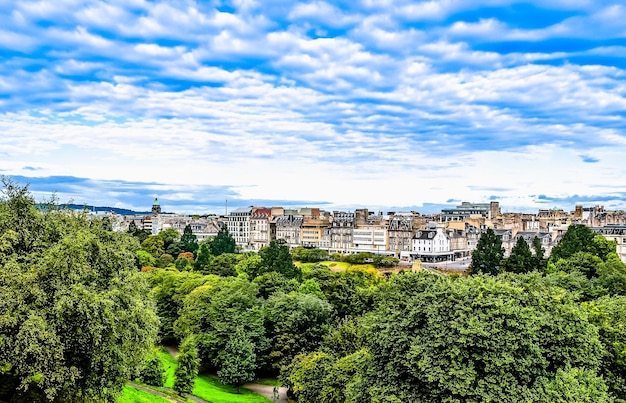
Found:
[0,178,159,402]
[469,228,505,275]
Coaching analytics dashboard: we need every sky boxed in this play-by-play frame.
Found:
[1,0,625,214]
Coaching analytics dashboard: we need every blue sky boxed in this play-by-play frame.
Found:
[1,0,625,214]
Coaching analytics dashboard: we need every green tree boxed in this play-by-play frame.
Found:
[252,271,299,300]
[263,291,333,372]
[504,236,534,273]
[532,236,547,271]
[158,228,180,251]
[583,295,626,400]
[550,225,613,263]
[216,327,256,390]
[194,240,213,272]
[180,224,198,255]
[174,277,268,376]
[210,226,237,256]
[200,253,239,277]
[127,220,150,243]
[536,367,610,403]
[469,228,504,275]
[138,350,166,387]
[141,235,165,258]
[174,337,199,395]
[137,249,157,268]
[0,179,159,402]
[259,239,302,280]
[344,272,603,402]
[146,269,208,343]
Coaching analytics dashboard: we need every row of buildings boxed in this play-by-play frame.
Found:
[108,200,626,264]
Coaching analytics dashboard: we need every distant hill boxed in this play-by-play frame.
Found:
[37,203,151,216]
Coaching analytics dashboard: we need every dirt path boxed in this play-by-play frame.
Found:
[242,383,289,403]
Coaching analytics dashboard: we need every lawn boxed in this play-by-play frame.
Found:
[298,260,377,272]
[192,375,271,403]
[157,348,178,388]
[118,385,174,403]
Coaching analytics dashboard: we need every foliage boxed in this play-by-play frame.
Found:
[127,220,151,243]
[138,249,157,268]
[145,269,208,342]
[217,327,257,388]
[292,247,330,263]
[536,366,611,403]
[174,276,268,377]
[286,272,605,403]
[503,236,534,273]
[210,226,237,256]
[237,254,264,278]
[0,178,159,402]
[358,272,603,402]
[554,252,604,279]
[469,228,505,275]
[259,239,302,280]
[180,224,198,255]
[263,291,334,372]
[583,295,626,401]
[157,228,180,251]
[201,253,239,277]
[142,235,165,258]
[138,350,166,387]
[173,337,199,395]
[305,264,381,318]
[551,225,616,263]
[252,271,299,300]
[194,240,213,272]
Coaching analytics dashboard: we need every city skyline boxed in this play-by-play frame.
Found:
[1,1,625,214]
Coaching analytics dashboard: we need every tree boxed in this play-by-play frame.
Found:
[194,240,213,272]
[201,253,239,277]
[0,179,159,402]
[550,225,612,263]
[263,291,333,372]
[127,220,150,243]
[174,337,199,395]
[259,239,302,280]
[174,277,268,376]
[139,350,166,387]
[141,235,165,258]
[137,249,157,268]
[293,272,604,403]
[503,236,534,273]
[180,224,198,255]
[583,295,626,399]
[532,236,547,271]
[158,228,180,251]
[210,226,237,256]
[216,327,256,390]
[536,367,610,403]
[469,228,504,275]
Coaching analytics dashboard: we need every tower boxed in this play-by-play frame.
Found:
[151,197,161,215]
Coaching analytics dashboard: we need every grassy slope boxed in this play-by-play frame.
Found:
[118,385,174,403]
[298,260,377,271]
[193,375,271,403]
[158,348,178,389]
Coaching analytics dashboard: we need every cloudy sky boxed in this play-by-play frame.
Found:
[1,0,625,214]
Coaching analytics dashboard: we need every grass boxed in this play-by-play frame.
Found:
[157,348,178,388]
[192,375,271,403]
[117,385,174,403]
[299,260,378,272]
